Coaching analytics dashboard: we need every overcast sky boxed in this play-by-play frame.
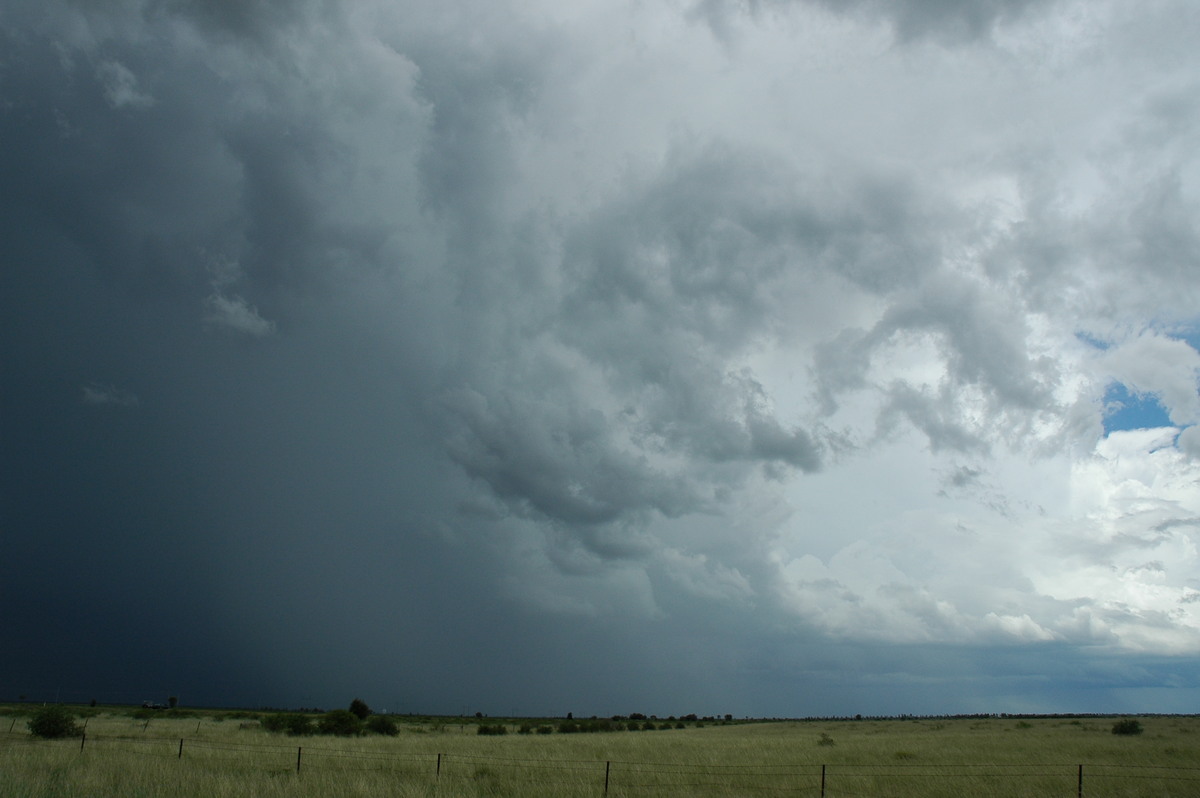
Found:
[3,0,1199,717]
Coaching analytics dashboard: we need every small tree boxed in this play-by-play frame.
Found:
[168,696,178,709]
[28,706,82,739]
[348,698,371,720]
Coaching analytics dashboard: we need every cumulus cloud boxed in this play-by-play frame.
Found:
[1098,332,1200,426]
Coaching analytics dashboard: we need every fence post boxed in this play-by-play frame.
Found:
[1077,764,1083,798]
[178,738,184,759]
[604,760,611,795]
[821,764,826,798]
[437,752,442,777]
[80,733,86,752]
[296,746,302,774]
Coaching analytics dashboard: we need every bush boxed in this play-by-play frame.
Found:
[366,715,399,736]
[318,710,363,736]
[261,713,314,735]
[28,706,82,739]
[1112,719,1144,736]
[260,713,288,732]
[286,715,315,735]
[477,724,508,735]
[348,698,372,720]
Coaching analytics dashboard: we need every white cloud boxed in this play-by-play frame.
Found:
[1098,332,1200,426]
[204,294,276,337]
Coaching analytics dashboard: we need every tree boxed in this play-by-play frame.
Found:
[348,698,372,720]
[28,705,82,739]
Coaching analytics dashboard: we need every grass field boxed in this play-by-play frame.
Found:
[2,707,1198,797]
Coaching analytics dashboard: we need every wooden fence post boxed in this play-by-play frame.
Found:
[296,746,302,773]
[178,738,184,759]
[80,733,86,752]
[604,760,611,795]
[1077,764,1083,798]
[437,752,442,777]
[821,764,826,798]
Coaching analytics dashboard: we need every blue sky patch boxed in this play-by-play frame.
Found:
[1103,382,1173,434]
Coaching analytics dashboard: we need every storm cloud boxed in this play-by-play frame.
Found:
[3,0,1199,716]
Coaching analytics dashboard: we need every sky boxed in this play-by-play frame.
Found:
[2,0,1199,719]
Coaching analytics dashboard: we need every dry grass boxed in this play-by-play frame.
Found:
[1,710,1198,797]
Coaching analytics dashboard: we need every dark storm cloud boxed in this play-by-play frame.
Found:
[4,0,1200,716]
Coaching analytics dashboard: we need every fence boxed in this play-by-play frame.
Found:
[3,730,1199,797]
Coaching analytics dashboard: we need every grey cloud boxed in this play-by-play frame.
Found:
[96,60,153,109]
[441,388,699,532]
[879,382,989,453]
[6,0,1200,716]
[204,293,276,336]
[155,0,331,43]
[862,0,1051,42]
[82,381,140,407]
[692,0,1057,43]
[947,464,982,488]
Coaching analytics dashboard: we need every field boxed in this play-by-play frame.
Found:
[2,707,1198,797]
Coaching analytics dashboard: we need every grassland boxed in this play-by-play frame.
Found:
[2,707,1198,797]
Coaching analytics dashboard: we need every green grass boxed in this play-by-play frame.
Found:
[1,709,1198,797]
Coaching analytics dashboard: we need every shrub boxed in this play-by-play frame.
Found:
[261,713,288,733]
[348,698,372,720]
[536,725,553,735]
[262,713,314,735]
[817,733,836,746]
[286,715,315,735]
[1112,719,1143,736]
[477,724,508,735]
[366,715,399,736]
[28,706,82,739]
[318,710,363,736]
